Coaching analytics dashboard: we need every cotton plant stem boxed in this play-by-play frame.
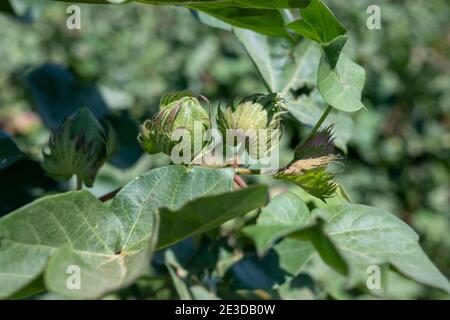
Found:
[76,176,82,191]
[306,105,333,141]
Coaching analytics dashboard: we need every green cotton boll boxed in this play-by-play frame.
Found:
[138,94,211,160]
[217,93,285,159]
[42,107,117,187]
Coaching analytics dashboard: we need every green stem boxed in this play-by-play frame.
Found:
[306,105,332,141]
[76,176,82,191]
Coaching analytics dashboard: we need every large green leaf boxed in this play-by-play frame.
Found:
[317,54,366,112]
[313,205,450,293]
[165,249,220,300]
[0,165,267,299]
[0,191,132,299]
[243,192,347,274]
[244,192,450,293]
[110,165,233,250]
[0,1,15,15]
[192,6,289,38]
[273,238,313,276]
[234,29,320,93]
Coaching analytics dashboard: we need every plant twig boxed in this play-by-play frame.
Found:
[306,105,333,142]
[99,187,122,202]
[76,176,82,191]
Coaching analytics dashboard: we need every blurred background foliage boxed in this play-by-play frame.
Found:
[0,0,448,299]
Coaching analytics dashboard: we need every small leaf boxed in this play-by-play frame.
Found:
[314,205,450,293]
[0,1,15,15]
[286,0,347,65]
[104,111,143,169]
[0,191,143,298]
[317,54,366,112]
[273,239,314,276]
[24,64,109,130]
[192,6,290,38]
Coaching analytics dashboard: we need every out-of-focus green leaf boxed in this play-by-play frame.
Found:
[54,0,291,37]
[277,273,316,299]
[0,130,24,169]
[0,190,158,299]
[313,204,450,293]
[192,6,289,38]
[0,0,48,22]
[110,165,234,250]
[317,54,366,112]
[243,192,347,274]
[103,111,143,169]
[245,192,450,294]
[24,64,109,130]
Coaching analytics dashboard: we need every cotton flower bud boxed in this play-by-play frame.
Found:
[42,107,117,187]
[217,93,285,159]
[138,91,211,160]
